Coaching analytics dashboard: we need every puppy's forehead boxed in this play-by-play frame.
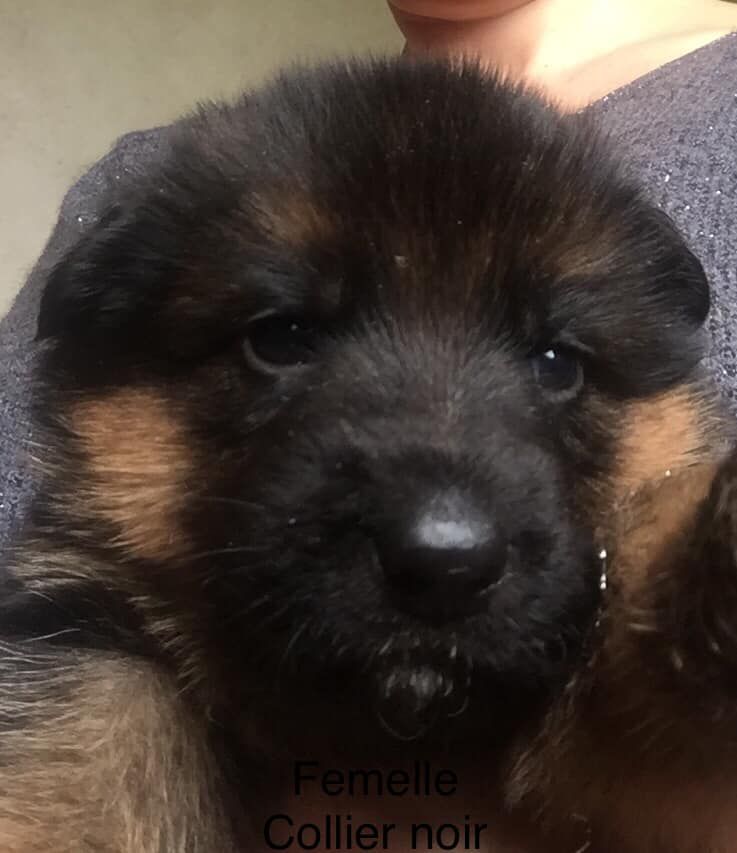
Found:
[227,66,628,311]
[38,60,704,394]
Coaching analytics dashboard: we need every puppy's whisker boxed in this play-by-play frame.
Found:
[192,495,266,511]
[276,619,313,686]
[185,544,268,562]
[17,628,81,644]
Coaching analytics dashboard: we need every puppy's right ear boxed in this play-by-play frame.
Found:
[37,203,180,343]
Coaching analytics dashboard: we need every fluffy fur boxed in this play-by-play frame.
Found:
[0,59,734,851]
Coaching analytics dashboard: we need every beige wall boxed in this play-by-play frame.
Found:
[0,0,402,316]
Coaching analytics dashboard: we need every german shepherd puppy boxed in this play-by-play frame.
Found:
[0,59,733,851]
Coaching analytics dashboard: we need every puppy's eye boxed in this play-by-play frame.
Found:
[243,314,318,371]
[531,347,583,400]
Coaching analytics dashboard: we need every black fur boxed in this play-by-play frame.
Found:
[9,59,711,757]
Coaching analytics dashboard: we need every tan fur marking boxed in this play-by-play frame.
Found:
[0,650,235,852]
[613,389,716,497]
[611,463,719,597]
[549,227,626,282]
[509,457,734,852]
[69,390,193,562]
[251,190,335,249]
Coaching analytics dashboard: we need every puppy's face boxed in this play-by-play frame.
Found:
[34,62,709,747]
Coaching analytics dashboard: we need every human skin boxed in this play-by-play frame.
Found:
[389,0,737,107]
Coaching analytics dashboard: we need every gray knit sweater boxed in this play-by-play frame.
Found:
[1,35,736,548]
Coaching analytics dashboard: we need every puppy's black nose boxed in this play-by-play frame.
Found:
[376,499,506,620]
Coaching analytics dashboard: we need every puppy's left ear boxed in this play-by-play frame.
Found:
[36,203,181,343]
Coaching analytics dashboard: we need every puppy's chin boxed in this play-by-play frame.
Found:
[238,583,597,755]
[249,646,560,761]
[371,647,472,742]
[364,629,579,748]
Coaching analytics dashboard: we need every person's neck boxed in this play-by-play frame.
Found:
[394,0,737,108]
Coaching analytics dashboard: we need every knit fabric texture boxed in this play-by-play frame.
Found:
[1,35,736,548]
